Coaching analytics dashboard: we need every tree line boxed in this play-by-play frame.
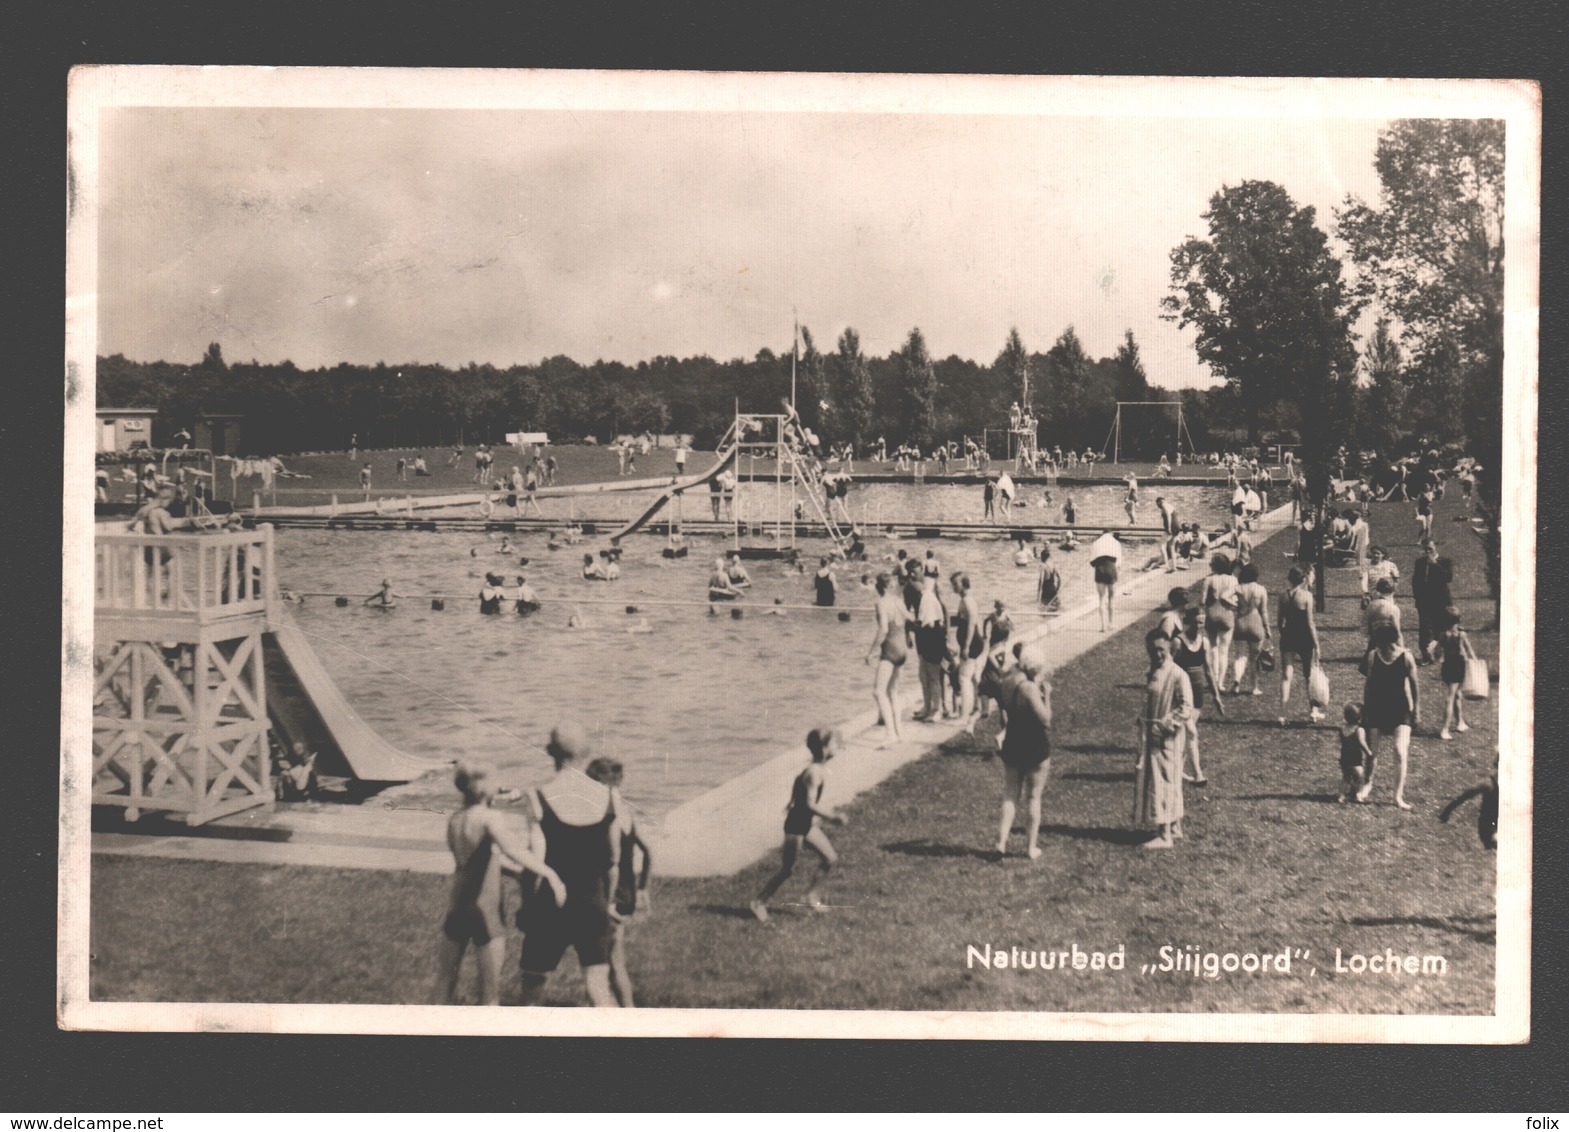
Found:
[98,119,1503,504]
[97,326,1202,459]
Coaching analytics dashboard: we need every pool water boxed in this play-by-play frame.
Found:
[449,478,1242,533]
[275,483,1237,822]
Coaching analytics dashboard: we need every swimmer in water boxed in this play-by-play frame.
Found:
[478,573,507,614]
[582,553,609,581]
[1012,538,1034,567]
[566,606,585,629]
[364,578,398,609]
[498,536,513,555]
[708,557,744,601]
[724,552,753,590]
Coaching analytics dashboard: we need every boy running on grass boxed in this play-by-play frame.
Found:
[750,728,848,923]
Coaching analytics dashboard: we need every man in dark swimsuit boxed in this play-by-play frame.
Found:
[518,724,622,1007]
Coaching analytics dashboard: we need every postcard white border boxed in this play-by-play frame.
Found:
[61,68,1538,1041]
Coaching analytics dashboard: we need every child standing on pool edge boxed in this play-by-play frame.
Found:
[750,728,848,923]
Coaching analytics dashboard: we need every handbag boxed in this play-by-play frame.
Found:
[1308,663,1330,708]
[1257,643,1275,673]
[1462,656,1490,699]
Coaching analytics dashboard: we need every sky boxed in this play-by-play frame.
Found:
[96,106,1389,389]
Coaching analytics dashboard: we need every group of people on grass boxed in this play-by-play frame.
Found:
[437,724,651,1008]
[430,473,1494,1002]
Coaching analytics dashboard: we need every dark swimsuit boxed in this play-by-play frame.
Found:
[815,571,836,607]
[955,602,983,660]
[519,792,616,973]
[1279,590,1313,658]
[442,827,501,946]
[997,671,1052,771]
[783,772,822,836]
[1171,634,1208,709]
[478,588,503,615]
[1362,650,1417,734]
[1340,728,1368,779]
[1440,626,1467,685]
[1038,566,1061,609]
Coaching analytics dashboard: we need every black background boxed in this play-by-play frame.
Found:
[4,0,1565,1112]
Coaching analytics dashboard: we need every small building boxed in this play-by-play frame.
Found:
[96,408,158,453]
[194,413,245,456]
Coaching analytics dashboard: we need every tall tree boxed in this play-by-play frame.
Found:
[1162,180,1363,450]
[1042,325,1096,443]
[1164,180,1361,608]
[1112,329,1150,401]
[833,328,876,452]
[895,327,939,449]
[1360,315,1409,457]
[200,341,228,374]
[797,326,828,436]
[995,327,1032,412]
[1336,120,1503,393]
[1336,117,1506,464]
[1337,119,1505,610]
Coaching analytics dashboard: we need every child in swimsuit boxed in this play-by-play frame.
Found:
[585,758,652,1007]
[750,729,847,922]
[364,578,398,609]
[1337,703,1372,803]
[1437,605,1477,740]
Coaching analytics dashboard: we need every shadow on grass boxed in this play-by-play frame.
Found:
[881,838,998,861]
[1347,914,1495,943]
[1232,792,1342,804]
[694,902,768,921]
[1038,824,1152,846]
[1058,743,1137,756]
[1223,719,1329,732]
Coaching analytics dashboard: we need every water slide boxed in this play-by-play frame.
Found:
[605,445,737,541]
[262,606,452,782]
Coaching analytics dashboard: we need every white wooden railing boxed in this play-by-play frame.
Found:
[94,526,275,619]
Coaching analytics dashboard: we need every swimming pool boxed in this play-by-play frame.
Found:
[274,483,1238,822]
[431,477,1241,532]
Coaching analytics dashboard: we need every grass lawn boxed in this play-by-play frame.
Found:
[99,444,1243,509]
[89,494,1498,1012]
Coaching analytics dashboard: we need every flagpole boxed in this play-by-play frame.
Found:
[791,310,798,413]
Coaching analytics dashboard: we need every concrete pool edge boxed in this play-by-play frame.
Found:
[650,502,1297,876]
[89,504,1295,878]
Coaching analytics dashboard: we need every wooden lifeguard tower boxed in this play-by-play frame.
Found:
[93,524,278,823]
